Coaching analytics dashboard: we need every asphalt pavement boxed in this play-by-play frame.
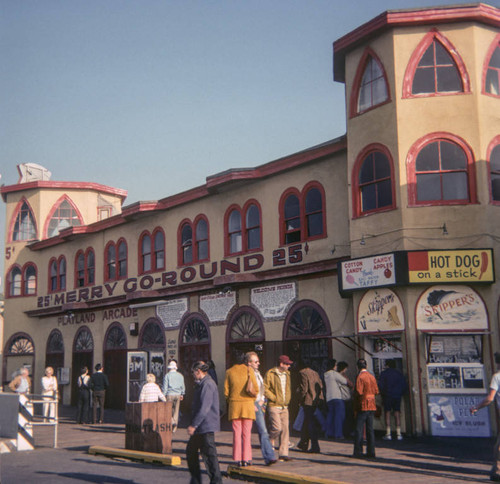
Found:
[0,405,495,483]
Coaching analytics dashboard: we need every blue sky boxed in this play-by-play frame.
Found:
[1,0,495,291]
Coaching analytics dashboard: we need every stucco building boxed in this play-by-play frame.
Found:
[2,3,499,436]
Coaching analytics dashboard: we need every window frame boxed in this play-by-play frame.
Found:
[349,48,391,118]
[152,227,166,271]
[74,248,96,288]
[194,215,210,263]
[44,194,83,239]
[488,135,500,205]
[483,34,500,98]
[352,143,396,218]
[138,231,152,274]
[279,182,327,246]
[224,201,262,256]
[9,197,37,242]
[104,238,128,282]
[48,255,67,293]
[403,29,470,99]
[406,132,477,207]
[6,262,37,298]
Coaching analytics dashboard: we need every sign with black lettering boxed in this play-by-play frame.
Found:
[408,249,494,283]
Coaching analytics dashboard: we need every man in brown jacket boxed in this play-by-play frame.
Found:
[296,361,324,453]
[264,355,293,461]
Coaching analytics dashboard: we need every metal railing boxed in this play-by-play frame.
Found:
[24,393,59,448]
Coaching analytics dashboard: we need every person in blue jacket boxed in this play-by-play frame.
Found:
[186,361,222,484]
[378,359,407,441]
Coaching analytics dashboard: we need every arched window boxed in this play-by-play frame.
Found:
[59,257,66,291]
[489,138,500,203]
[47,330,64,354]
[284,193,301,244]
[179,218,210,265]
[7,266,22,297]
[75,248,95,287]
[245,203,261,251]
[105,325,127,350]
[279,183,326,245]
[153,228,165,271]
[352,145,395,217]
[7,333,34,355]
[484,36,500,97]
[350,49,390,116]
[50,256,67,292]
[106,243,116,281]
[228,209,242,255]
[195,218,209,261]
[224,202,262,256]
[407,133,476,206]
[181,317,209,345]
[105,239,127,281]
[403,30,470,98]
[181,223,193,264]
[139,232,152,274]
[6,263,37,297]
[46,196,82,238]
[74,327,94,352]
[24,264,37,295]
[139,319,165,349]
[11,199,37,242]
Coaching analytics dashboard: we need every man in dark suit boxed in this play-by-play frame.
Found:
[90,363,109,424]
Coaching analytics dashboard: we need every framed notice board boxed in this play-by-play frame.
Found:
[127,351,147,403]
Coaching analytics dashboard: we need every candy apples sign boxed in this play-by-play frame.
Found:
[339,253,399,292]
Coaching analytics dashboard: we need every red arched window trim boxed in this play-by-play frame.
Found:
[402,29,471,99]
[482,33,500,97]
[278,183,327,246]
[8,197,38,242]
[349,47,391,118]
[152,227,166,271]
[487,135,500,205]
[242,199,263,253]
[177,218,193,266]
[406,132,477,207]
[193,214,210,263]
[352,143,397,218]
[138,230,152,275]
[224,204,243,257]
[43,194,84,239]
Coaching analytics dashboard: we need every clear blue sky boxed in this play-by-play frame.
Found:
[1,0,495,292]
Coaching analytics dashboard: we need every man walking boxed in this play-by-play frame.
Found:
[352,358,379,459]
[264,355,293,462]
[470,353,500,482]
[296,361,324,453]
[378,359,407,441]
[247,352,277,466]
[90,363,109,424]
[186,361,222,484]
[163,359,185,432]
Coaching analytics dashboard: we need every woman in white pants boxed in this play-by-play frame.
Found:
[41,367,58,421]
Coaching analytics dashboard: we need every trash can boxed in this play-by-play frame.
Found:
[125,401,173,454]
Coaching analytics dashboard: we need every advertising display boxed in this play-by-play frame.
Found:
[357,288,405,333]
[408,249,494,284]
[428,394,490,437]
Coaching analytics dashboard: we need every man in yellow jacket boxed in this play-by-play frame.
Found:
[264,355,293,461]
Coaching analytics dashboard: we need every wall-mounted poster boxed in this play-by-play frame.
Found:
[251,283,296,319]
[200,291,236,322]
[156,298,188,329]
[428,394,490,437]
[416,285,488,331]
[358,288,405,333]
[127,351,147,403]
[339,253,398,291]
[427,364,486,393]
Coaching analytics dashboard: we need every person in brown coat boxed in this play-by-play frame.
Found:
[224,352,258,466]
[9,367,31,394]
[296,361,324,453]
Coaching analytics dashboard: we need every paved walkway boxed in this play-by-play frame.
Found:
[1,405,495,483]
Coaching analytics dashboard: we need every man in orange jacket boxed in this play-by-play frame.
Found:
[352,358,379,459]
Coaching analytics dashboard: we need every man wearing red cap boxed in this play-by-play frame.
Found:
[264,355,293,461]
